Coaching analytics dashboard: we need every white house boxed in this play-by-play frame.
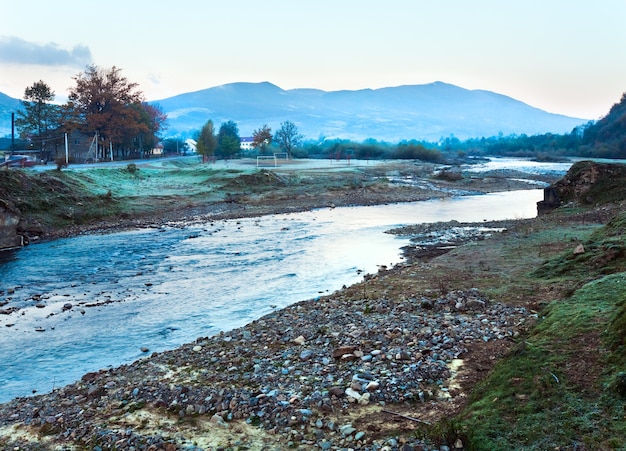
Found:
[240,137,254,151]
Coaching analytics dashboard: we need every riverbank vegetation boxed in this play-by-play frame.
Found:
[1,158,547,241]
[1,158,626,449]
[258,91,626,162]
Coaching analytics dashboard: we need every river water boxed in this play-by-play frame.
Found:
[0,187,548,403]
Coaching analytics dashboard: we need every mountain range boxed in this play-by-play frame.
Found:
[154,81,587,142]
[1,81,587,143]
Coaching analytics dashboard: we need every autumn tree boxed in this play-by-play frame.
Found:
[274,121,303,159]
[196,120,217,160]
[252,124,272,154]
[132,102,168,157]
[15,80,60,160]
[66,65,165,160]
[216,120,241,159]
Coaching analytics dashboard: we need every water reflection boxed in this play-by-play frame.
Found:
[0,189,543,402]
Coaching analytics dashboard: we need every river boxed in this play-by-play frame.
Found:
[0,187,547,403]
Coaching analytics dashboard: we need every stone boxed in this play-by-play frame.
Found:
[345,387,361,402]
[329,387,344,397]
[293,335,306,345]
[192,345,202,352]
[573,243,585,255]
[339,424,356,436]
[332,345,357,358]
[210,414,228,428]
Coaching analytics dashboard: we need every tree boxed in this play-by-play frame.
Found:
[15,80,60,160]
[162,138,189,155]
[66,65,165,160]
[252,124,272,154]
[274,121,303,159]
[216,120,241,159]
[196,120,217,160]
[132,102,168,157]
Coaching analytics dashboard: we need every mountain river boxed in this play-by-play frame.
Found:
[1,186,548,402]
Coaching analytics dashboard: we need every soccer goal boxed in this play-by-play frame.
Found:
[256,155,277,167]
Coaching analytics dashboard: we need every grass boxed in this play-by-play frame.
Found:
[1,160,398,232]
[3,158,626,449]
[357,202,626,449]
[455,273,626,450]
[448,211,626,450]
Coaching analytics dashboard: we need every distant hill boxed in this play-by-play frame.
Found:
[0,92,21,138]
[154,81,587,142]
[580,92,626,158]
[1,81,588,143]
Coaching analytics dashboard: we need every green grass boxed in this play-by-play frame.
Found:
[409,209,626,450]
[532,211,626,284]
[454,273,626,450]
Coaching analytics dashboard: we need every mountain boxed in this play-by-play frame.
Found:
[579,92,626,158]
[0,82,588,143]
[154,81,587,142]
[0,92,21,137]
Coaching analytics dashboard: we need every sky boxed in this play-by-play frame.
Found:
[1,0,625,120]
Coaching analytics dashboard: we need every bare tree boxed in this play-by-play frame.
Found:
[274,121,303,159]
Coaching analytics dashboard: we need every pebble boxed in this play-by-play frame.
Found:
[0,288,531,450]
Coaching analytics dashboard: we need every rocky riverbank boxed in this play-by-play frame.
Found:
[0,160,572,450]
[0,280,533,450]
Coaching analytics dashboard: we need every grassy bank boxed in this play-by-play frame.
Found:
[2,158,531,237]
[451,210,626,449]
[2,159,624,449]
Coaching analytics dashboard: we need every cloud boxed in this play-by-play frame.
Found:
[147,73,161,85]
[0,36,92,67]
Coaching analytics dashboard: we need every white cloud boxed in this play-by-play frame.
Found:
[0,36,92,67]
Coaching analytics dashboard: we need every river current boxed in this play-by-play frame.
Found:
[1,186,548,402]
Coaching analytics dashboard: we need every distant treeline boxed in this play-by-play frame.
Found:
[298,91,626,162]
[165,91,626,163]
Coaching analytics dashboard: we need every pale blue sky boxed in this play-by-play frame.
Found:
[1,0,625,119]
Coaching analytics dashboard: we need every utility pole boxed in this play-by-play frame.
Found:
[11,112,15,155]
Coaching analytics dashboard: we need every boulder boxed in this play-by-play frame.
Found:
[0,204,22,250]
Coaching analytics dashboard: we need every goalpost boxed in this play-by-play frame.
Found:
[256,153,289,168]
[256,155,276,167]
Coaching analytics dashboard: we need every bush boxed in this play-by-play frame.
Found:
[435,168,463,181]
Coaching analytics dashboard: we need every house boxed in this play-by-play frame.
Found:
[240,137,254,152]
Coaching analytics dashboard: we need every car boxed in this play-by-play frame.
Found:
[3,155,38,168]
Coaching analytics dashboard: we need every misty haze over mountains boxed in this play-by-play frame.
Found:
[1,81,587,142]
[154,81,587,142]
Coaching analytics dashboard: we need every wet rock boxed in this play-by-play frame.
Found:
[299,349,314,361]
